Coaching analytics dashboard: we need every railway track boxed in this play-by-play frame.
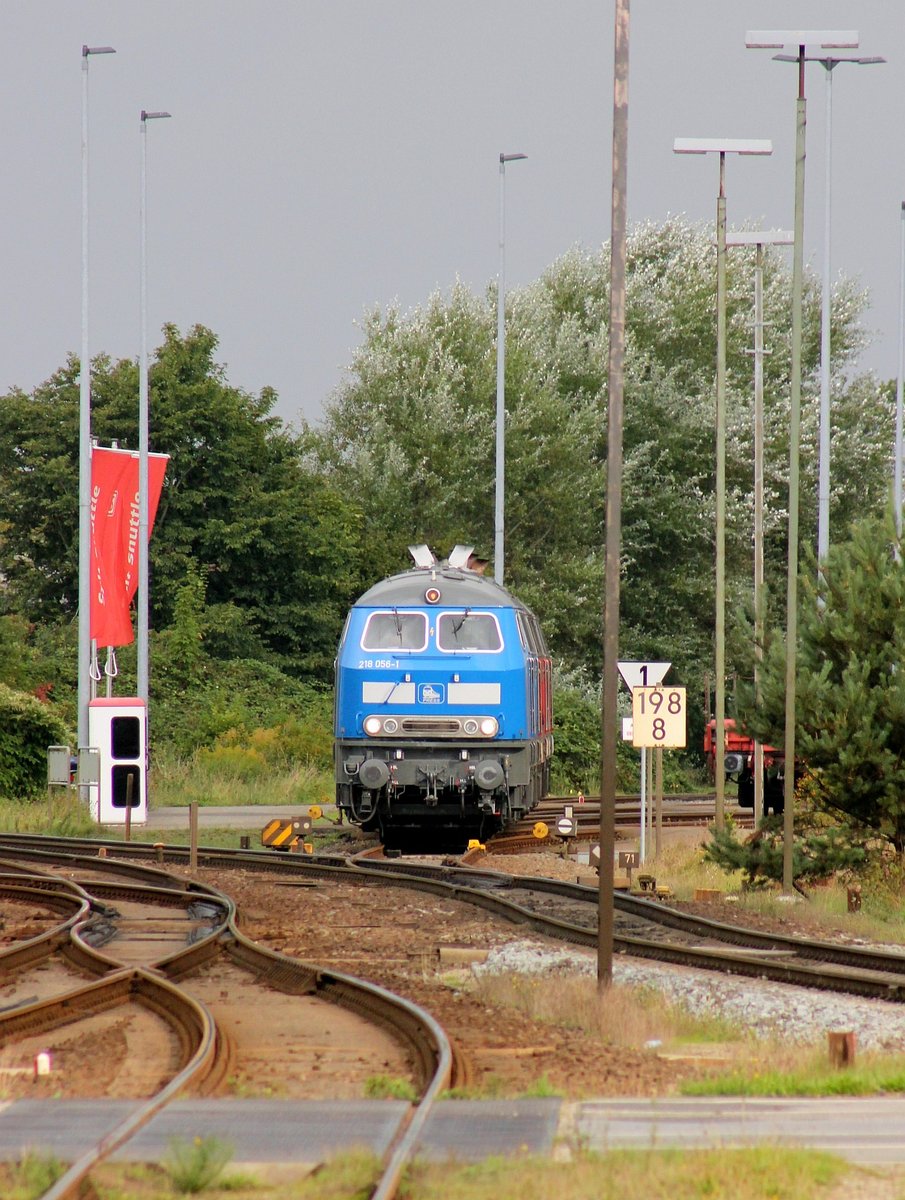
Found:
[350,850,905,1001]
[505,794,754,846]
[4,830,905,1197]
[0,843,454,1200]
[4,834,904,1001]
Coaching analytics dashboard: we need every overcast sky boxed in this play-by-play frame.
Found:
[2,2,902,429]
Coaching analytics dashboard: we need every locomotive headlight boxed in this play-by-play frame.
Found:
[463,719,479,735]
[383,718,399,734]
[479,717,499,737]
[363,716,382,736]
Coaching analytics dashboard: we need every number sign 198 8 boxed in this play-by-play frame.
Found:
[631,686,686,748]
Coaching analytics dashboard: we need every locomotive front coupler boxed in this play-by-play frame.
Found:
[419,767,440,806]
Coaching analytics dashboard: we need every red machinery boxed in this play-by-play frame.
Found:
[704,718,785,815]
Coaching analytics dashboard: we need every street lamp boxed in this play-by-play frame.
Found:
[727,230,794,824]
[772,47,884,569]
[672,137,772,832]
[897,201,905,541]
[494,151,527,586]
[78,44,116,779]
[138,110,172,710]
[746,29,858,893]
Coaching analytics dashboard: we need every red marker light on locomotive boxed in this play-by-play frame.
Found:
[424,586,441,604]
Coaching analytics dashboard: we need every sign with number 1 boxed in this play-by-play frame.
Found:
[631,686,686,748]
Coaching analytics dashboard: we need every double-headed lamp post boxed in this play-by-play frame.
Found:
[672,138,772,831]
[772,43,884,570]
[138,110,171,712]
[494,152,527,586]
[78,44,116,775]
[746,30,858,893]
[892,201,897,540]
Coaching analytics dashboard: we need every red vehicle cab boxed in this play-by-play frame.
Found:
[704,718,785,815]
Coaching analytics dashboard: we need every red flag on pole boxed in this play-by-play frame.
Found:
[90,447,168,646]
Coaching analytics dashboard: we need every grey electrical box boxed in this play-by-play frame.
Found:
[77,747,101,787]
[47,746,72,787]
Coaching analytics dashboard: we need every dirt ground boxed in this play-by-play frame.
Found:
[176,849,757,1099]
[0,848,887,1104]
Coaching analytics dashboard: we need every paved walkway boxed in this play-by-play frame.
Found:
[2,1097,904,1169]
[138,805,308,832]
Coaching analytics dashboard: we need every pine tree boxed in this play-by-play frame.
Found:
[738,516,905,852]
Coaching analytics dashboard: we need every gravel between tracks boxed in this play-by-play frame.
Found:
[479,852,905,1054]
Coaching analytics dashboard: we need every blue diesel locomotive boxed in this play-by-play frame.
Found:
[334,544,553,848]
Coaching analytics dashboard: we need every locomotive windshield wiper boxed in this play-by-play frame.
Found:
[392,607,403,642]
[450,608,471,640]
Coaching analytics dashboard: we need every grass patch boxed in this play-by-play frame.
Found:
[682,1049,905,1097]
[519,1072,562,1098]
[364,1074,418,1101]
[470,971,742,1053]
[0,794,98,837]
[400,1147,850,1200]
[163,1135,234,1193]
[0,1150,65,1199]
[151,748,334,810]
[80,1146,897,1200]
[89,1149,382,1198]
[645,838,905,946]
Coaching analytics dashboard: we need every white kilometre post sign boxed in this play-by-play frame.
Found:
[632,685,687,863]
[617,663,671,864]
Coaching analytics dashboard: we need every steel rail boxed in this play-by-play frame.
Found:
[7,833,905,991]
[353,855,905,981]
[0,879,92,974]
[37,967,220,1200]
[5,832,903,1196]
[7,834,905,988]
[0,841,455,1200]
[345,861,905,1000]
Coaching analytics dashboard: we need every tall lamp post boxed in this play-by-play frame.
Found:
[494,151,527,586]
[598,0,630,991]
[892,201,897,540]
[773,45,884,570]
[138,110,171,711]
[672,138,772,832]
[746,30,858,893]
[78,44,116,779]
[727,230,794,824]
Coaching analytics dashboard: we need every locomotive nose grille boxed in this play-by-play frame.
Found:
[401,718,461,734]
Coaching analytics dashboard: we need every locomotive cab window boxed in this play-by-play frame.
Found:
[437,611,502,652]
[361,610,428,651]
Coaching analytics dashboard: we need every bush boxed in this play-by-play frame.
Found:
[151,655,331,758]
[197,699,333,776]
[552,685,701,794]
[551,687,601,792]
[0,684,70,800]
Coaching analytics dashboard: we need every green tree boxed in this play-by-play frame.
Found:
[737,517,905,852]
[0,325,362,679]
[317,219,887,697]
